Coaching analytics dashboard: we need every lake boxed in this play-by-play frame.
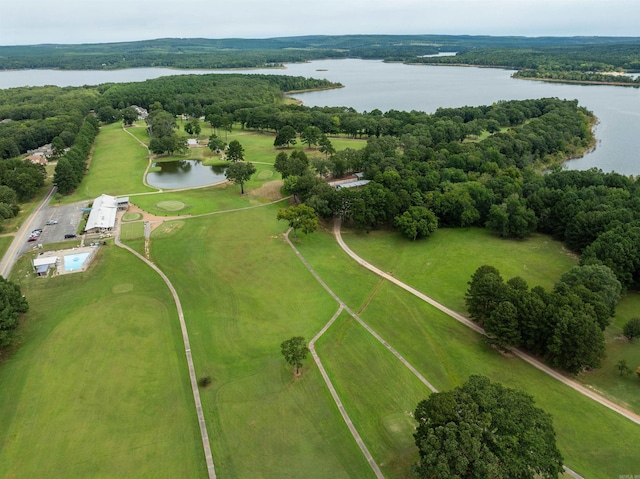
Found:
[146,160,227,189]
[2,60,639,175]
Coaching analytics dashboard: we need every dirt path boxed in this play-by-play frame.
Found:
[332,218,640,428]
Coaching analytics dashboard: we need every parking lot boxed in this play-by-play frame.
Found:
[19,200,87,256]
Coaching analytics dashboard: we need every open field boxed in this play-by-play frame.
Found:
[295,228,640,478]
[315,311,432,478]
[3,121,640,478]
[0,246,204,478]
[149,206,374,478]
[341,227,578,312]
[0,236,14,261]
[61,122,155,204]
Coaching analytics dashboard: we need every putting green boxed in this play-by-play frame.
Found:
[156,200,186,212]
[122,212,142,222]
[257,170,274,180]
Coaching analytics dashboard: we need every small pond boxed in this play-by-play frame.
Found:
[146,160,227,189]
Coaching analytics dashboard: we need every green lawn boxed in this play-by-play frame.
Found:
[295,227,640,478]
[148,206,374,478]
[0,236,14,261]
[120,221,144,241]
[342,227,577,312]
[60,122,155,204]
[0,246,204,478]
[315,311,432,478]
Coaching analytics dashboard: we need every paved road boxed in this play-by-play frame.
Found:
[0,186,56,278]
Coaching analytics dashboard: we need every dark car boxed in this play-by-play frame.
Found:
[64,234,77,239]
[27,237,37,242]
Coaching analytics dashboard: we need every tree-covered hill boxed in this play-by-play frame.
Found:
[2,34,640,71]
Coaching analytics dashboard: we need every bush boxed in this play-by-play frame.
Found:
[623,317,640,341]
[198,376,211,388]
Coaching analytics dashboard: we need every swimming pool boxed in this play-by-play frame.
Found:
[63,252,90,272]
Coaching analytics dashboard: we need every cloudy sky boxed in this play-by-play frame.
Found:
[1,0,639,46]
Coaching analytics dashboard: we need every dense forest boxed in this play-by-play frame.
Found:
[2,35,640,78]
[416,44,640,85]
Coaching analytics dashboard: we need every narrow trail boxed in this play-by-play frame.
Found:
[332,218,640,429]
[114,234,216,479]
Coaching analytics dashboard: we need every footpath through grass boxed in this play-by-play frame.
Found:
[295,227,640,478]
[0,246,204,478]
[149,205,374,478]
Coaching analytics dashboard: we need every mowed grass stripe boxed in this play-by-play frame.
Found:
[61,122,155,204]
[0,246,205,478]
[315,311,433,479]
[296,228,640,478]
[149,207,373,478]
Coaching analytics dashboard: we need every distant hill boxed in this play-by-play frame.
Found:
[1,34,640,70]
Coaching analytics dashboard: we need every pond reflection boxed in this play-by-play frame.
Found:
[146,160,227,189]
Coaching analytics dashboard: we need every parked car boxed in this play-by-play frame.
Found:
[64,234,76,239]
[27,237,37,242]
[45,220,58,225]
[32,229,42,234]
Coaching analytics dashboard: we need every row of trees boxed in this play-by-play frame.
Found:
[0,277,29,352]
[465,263,621,373]
[53,115,100,194]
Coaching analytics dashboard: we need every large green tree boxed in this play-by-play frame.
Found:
[280,336,309,375]
[394,206,438,241]
[413,375,563,479]
[226,140,245,162]
[276,204,318,239]
[273,125,297,148]
[0,276,29,350]
[464,265,505,324]
[225,161,256,195]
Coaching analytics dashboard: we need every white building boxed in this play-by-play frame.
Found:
[85,194,119,234]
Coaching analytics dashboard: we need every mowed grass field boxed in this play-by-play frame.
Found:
[149,205,374,478]
[295,228,640,478]
[60,122,155,204]
[341,226,640,414]
[0,246,204,478]
[5,119,639,478]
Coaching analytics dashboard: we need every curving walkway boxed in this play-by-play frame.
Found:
[332,218,640,431]
[114,235,216,479]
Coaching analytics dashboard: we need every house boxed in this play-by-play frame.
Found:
[85,194,119,234]
[328,173,371,190]
[25,155,48,165]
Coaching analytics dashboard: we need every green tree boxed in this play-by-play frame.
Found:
[51,136,66,159]
[394,206,438,241]
[484,300,521,348]
[53,157,79,195]
[121,106,138,126]
[277,204,318,239]
[280,336,309,375]
[0,276,29,350]
[616,359,632,377]
[413,375,563,479]
[318,135,335,158]
[623,317,640,341]
[226,140,245,162]
[207,135,226,153]
[184,118,201,136]
[300,125,322,148]
[273,125,297,148]
[465,265,506,323]
[225,161,256,195]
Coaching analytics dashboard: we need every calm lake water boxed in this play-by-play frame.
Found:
[2,59,639,175]
[146,160,227,189]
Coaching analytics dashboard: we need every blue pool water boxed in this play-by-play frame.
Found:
[64,252,90,271]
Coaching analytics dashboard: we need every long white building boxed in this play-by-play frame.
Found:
[85,194,128,234]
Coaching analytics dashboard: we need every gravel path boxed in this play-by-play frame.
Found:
[114,234,217,479]
[332,219,640,427]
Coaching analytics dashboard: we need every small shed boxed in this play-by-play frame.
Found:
[116,197,130,210]
[33,256,58,276]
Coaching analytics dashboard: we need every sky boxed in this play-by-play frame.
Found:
[1,0,639,46]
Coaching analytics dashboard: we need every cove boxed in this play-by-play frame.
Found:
[146,160,227,189]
